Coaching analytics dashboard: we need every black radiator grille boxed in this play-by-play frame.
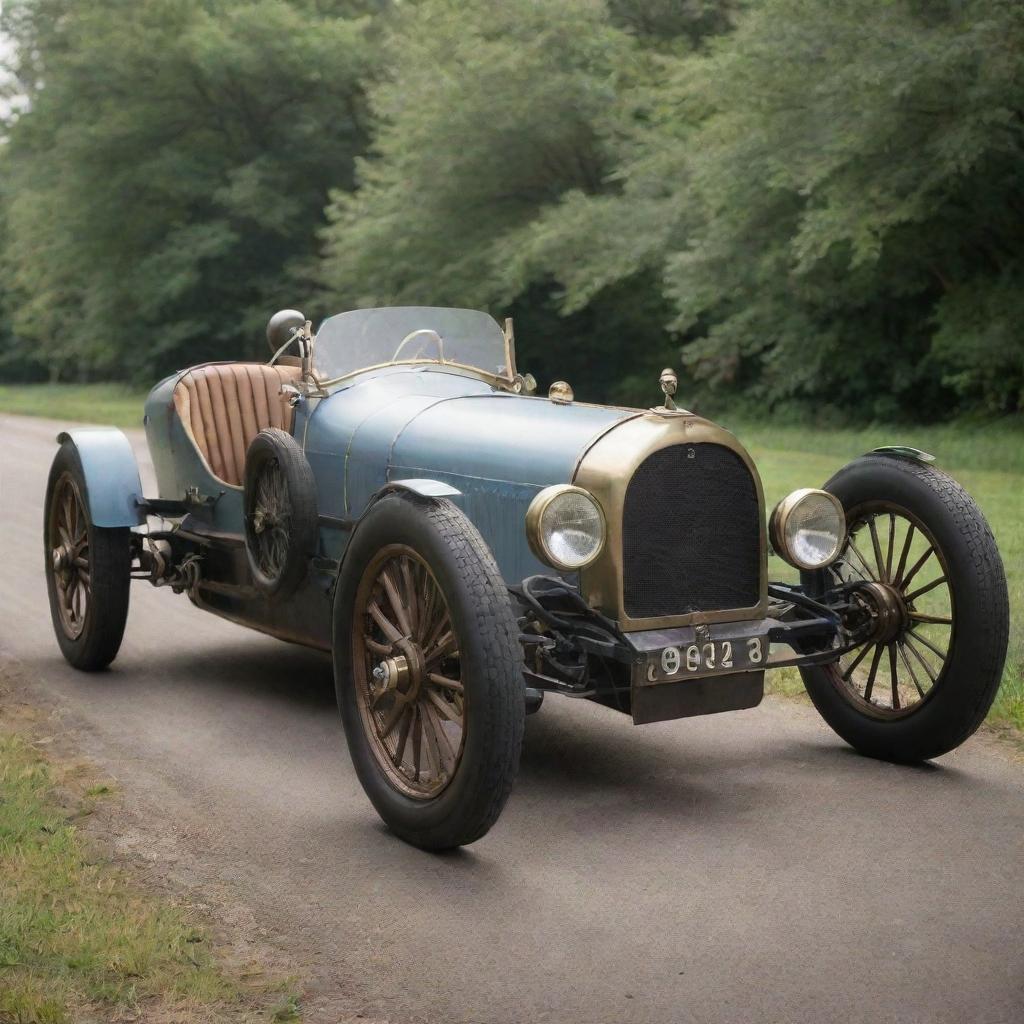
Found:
[622,443,760,619]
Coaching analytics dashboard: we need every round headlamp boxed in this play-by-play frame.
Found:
[769,488,847,570]
[526,485,606,571]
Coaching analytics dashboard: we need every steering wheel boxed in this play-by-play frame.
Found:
[392,329,445,363]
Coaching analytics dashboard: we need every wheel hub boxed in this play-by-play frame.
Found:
[373,653,413,692]
[252,508,280,534]
[851,581,908,644]
[52,543,72,576]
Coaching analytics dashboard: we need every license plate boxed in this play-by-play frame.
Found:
[640,634,767,685]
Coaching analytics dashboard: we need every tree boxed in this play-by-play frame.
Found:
[525,0,1024,418]
[608,0,739,49]
[1,0,380,381]
[673,0,1024,417]
[3,0,1019,419]
[319,0,685,405]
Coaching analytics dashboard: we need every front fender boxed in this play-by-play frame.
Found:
[56,428,145,528]
[381,478,462,499]
[868,445,936,464]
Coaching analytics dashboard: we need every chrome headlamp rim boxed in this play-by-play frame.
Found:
[526,484,606,572]
[769,487,847,570]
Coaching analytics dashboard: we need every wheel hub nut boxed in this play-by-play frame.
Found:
[372,655,411,693]
[855,581,908,643]
[52,545,71,574]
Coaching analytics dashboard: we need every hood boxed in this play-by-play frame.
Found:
[304,365,636,519]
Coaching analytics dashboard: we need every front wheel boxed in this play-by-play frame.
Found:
[800,454,1009,762]
[333,493,525,850]
[44,443,131,671]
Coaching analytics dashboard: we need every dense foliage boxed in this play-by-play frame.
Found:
[0,0,379,380]
[1,0,1021,418]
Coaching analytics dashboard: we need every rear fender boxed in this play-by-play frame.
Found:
[56,428,145,528]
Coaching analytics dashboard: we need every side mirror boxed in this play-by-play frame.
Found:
[266,309,306,355]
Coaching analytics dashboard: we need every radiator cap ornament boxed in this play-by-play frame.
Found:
[658,367,678,411]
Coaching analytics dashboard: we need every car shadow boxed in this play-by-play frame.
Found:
[140,638,338,711]
[114,639,979,839]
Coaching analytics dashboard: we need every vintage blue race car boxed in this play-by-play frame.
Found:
[45,307,1009,848]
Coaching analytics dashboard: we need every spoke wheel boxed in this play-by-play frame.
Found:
[250,458,291,581]
[243,427,318,599]
[49,472,91,640]
[798,454,1008,763]
[825,503,954,719]
[333,493,524,849]
[44,442,131,671]
[352,544,465,799]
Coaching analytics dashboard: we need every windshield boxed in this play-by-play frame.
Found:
[313,307,514,384]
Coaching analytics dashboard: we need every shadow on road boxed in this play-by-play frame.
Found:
[138,639,337,710]
[111,639,974,814]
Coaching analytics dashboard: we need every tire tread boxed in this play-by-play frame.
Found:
[416,498,523,847]
[876,457,1008,754]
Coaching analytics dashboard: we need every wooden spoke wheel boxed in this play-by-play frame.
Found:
[333,493,524,850]
[49,472,92,641]
[799,455,1008,763]
[824,504,953,718]
[44,442,131,671]
[352,545,465,799]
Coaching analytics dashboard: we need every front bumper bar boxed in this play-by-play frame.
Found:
[514,576,858,725]
[581,613,846,724]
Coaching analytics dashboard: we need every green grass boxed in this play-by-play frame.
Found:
[0,732,297,1023]
[1,384,1020,734]
[725,417,1024,735]
[0,383,147,429]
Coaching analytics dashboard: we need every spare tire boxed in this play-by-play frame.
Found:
[243,428,318,599]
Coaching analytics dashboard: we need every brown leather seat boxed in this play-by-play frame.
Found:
[172,363,302,486]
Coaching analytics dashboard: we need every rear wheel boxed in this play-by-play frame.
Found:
[44,443,131,671]
[800,455,1008,762]
[334,493,524,850]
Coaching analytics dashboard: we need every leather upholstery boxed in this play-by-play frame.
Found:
[172,363,302,486]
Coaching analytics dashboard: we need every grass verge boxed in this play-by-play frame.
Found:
[0,383,147,430]
[0,728,300,1023]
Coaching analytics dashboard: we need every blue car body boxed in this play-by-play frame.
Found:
[137,358,645,646]
[67,307,769,720]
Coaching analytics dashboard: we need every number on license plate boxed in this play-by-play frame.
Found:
[646,636,764,683]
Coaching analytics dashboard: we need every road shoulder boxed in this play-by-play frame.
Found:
[0,660,305,1024]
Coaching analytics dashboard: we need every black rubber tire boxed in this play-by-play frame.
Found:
[243,428,318,599]
[44,442,131,671]
[799,454,1009,762]
[333,493,525,850]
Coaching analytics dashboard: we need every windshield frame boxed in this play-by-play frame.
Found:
[311,307,518,390]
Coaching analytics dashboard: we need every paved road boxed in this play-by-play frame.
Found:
[1,411,1022,1024]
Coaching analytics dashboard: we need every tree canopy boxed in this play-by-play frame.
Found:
[1,0,378,379]
[1,0,1021,418]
